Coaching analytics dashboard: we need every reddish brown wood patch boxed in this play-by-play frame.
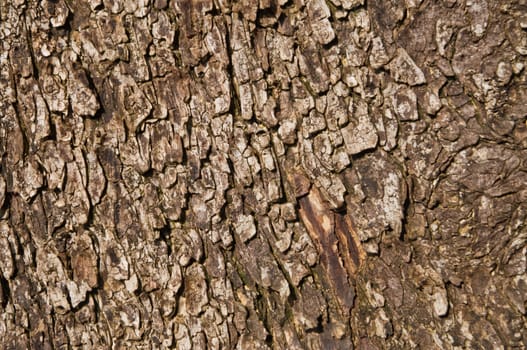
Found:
[294,176,366,311]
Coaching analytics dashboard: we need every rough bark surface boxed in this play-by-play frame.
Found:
[1,0,526,349]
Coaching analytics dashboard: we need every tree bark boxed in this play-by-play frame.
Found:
[1,0,526,348]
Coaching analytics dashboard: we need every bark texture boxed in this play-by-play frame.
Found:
[1,0,526,348]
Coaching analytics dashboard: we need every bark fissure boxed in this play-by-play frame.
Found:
[1,0,526,348]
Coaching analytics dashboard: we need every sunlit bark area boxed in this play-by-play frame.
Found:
[0,0,526,348]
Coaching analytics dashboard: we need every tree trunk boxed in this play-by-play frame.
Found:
[1,0,526,348]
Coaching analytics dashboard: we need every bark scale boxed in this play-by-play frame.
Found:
[0,0,526,348]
